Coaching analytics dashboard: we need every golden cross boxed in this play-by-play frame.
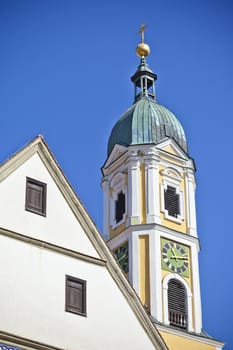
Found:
[138,24,147,43]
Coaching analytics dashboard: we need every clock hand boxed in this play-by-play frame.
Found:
[171,247,178,262]
[170,256,188,260]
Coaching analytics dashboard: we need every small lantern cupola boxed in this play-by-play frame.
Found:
[131,24,157,102]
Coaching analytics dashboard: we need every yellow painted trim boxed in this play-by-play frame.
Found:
[159,331,218,350]
[160,154,184,166]
[109,187,113,196]
[140,163,146,224]
[159,165,187,233]
[139,235,150,311]
[109,219,127,239]
[163,145,178,156]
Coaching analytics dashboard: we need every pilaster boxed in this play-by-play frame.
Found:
[102,179,110,239]
[128,157,141,225]
[185,168,197,236]
[145,156,161,224]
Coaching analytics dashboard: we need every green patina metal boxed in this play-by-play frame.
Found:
[107,56,188,156]
[107,98,188,156]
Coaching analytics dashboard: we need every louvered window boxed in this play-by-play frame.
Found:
[115,191,125,223]
[25,177,47,216]
[168,279,187,329]
[164,185,180,218]
[66,275,86,316]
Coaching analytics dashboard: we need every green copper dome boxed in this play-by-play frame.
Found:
[107,98,188,155]
[107,52,188,156]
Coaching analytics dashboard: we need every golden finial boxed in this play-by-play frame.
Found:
[136,24,150,58]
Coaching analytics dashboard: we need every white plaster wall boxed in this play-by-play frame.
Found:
[0,234,157,350]
[0,153,99,258]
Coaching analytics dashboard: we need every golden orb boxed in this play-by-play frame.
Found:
[136,42,150,57]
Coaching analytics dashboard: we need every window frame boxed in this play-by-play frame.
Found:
[160,168,184,223]
[25,177,47,216]
[164,185,181,219]
[65,275,87,317]
[110,173,127,228]
[162,273,193,332]
[115,190,126,224]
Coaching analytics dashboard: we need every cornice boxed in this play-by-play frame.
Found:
[108,223,200,248]
[156,323,224,348]
[0,227,106,266]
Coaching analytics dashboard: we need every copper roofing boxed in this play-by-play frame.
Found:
[107,38,188,156]
[107,98,188,156]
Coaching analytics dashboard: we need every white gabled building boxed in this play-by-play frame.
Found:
[0,136,167,350]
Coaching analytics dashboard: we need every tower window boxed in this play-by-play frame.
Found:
[65,275,86,316]
[168,279,187,329]
[25,177,47,216]
[115,191,125,223]
[164,185,180,218]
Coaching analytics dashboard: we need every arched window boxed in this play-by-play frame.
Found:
[168,279,187,329]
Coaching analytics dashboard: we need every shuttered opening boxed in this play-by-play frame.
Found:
[168,279,187,329]
[115,191,125,223]
[25,177,47,216]
[66,275,86,316]
[164,185,180,218]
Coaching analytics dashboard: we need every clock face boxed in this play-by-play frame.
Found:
[161,239,189,277]
[114,242,129,273]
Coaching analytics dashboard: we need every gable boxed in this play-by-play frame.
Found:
[0,151,100,258]
[103,144,127,169]
[0,136,168,350]
[156,139,188,159]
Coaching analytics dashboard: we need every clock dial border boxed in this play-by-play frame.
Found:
[161,238,190,277]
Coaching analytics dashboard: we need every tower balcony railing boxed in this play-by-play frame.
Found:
[169,310,187,329]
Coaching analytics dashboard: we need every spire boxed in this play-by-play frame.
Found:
[131,24,157,102]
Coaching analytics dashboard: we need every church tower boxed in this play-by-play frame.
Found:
[102,27,223,349]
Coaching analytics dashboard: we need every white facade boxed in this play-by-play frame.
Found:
[0,137,167,350]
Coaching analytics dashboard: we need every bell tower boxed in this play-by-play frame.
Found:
[102,27,223,349]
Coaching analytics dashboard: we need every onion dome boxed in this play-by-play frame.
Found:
[107,27,188,156]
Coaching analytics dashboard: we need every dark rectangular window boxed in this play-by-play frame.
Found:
[66,275,86,316]
[164,185,180,218]
[25,177,47,216]
[115,191,125,223]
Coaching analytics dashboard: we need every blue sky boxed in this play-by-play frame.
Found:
[0,0,232,348]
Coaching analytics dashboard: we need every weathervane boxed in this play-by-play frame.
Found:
[136,24,150,58]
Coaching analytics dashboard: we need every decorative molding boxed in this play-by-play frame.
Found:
[102,144,127,171]
[160,167,184,223]
[0,227,106,266]
[110,173,127,229]
[145,158,161,224]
